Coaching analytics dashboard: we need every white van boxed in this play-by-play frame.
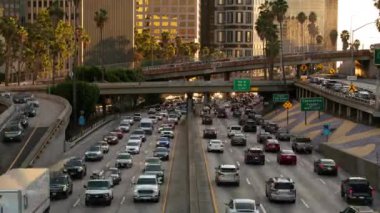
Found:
[140,118,154,135]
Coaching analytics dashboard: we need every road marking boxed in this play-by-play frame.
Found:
[120,196,125,205]
[265,159,270,163]
[246,178,251,185]
[301,198,310,208]
[319,178,326,185]
[229,148,233,153]
[105,162,110,168]
[260,204,267,213]
[299,161,304,166]
[236,161,240,167]
[7,122,39,171]
[280,174,284,177]
[73,198,80,207]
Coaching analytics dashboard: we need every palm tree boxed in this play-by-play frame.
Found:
[329,29,338,50]
[316,35,323,51]
[271,0,288,84]
[353,39,360,50]
[296,12,307,52]
[340,30,350,51]
[307,12,318,50]
[94,8,108,81]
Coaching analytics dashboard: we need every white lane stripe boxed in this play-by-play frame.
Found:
[73,198,80,208]
[301,198,310,208]
[265,159,270,163]
[246,178,251,185]
[105,162,110,168]
[236,161,240,167]
[229,148,233,153]
[260,204,267,213]
[120,196,126,205]
[319,178,326,185]
[280,174,284,177]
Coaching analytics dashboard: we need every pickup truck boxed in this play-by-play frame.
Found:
[84,179,113,206]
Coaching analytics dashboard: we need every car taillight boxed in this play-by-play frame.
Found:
[319,164,324,169]
[370,186,375,196]
[348,188,353,196]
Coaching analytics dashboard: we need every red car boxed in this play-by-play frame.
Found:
[264,139,280,152]
[277,150,297,165]
[110,129,123,139]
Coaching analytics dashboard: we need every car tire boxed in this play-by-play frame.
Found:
[85,201,89,206]
[261,161,265,165]
[291,199,296,204]
[236,182,240,187]
[340,190,344,198]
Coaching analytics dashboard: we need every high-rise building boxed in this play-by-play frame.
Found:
[203,0,254,58]
[0,0,26,23]
[135,0,201,43]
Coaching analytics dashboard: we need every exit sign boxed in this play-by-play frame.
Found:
[233,79,251,92]
[375,49,380,65]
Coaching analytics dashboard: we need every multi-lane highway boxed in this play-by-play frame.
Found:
[50,100,380,213]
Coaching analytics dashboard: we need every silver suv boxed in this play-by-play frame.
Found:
[133,175,160,202]
[265,177,296,203]
[215,164,240,186]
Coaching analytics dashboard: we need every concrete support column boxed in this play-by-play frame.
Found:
[204,92,211,104]
[324,99,328,112]
[332,102,336,114]
[338,104,342,116]
[296,88,299,100]
[369,114,373,125]
[357,110,362,122]
[346,107,351,118]
[301,89,304,98]
[204,74,211,81]
[224,72,231,81]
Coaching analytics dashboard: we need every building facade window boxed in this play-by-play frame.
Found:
[236,31,242,42]
[217,12,224,24]
[246,12,251,24]
[217,0,224,5]
[245,50,252,56]
[235,49,242,57]
[227,0,233,4]
[237,0,243,4]
[246,31,251,42]
[217,31,224,42]
[226,12,233,23]
[246,0,252,4]
[236,12,243,23]
[226,31,233,42]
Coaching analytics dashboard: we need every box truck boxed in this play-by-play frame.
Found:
[0,168,50,213]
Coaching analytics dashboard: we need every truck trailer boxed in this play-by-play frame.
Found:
[0,168,50,213]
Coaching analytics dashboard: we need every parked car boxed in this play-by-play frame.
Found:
[244,147,265,165]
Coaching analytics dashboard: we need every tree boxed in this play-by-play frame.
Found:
[329,29,338,49]
[16,27,28,85]
[307,12,319,50]
[296,12,307,52]
[94,8,108,80]
[375,0,380,31]
[340,30,350,51]
[353,39,360,50]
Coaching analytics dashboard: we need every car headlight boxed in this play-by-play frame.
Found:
[62,185,67,191]
[134,189,139,194]
[77,167,83,172]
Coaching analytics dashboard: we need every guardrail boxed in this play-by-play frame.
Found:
[21,93,72,168]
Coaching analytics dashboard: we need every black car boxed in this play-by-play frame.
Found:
[230,134,247,146]
[12,114,29,129]
[275,129,292,141]
[23,105,37,117]
[244,147,265,165]
[202,115,213,125]
[63,157,87,179]
[291,136,313,154]
[238,117,247,126]
[12,93,28,104]
[216,109,227,118]
[203,128,217,139]
[103,134,119,145]
[133,113,142,121]
[153,147,170,161]
[232,110,242,118]
[314,159,338,176]
[243,119,257,132]
[257,132,274,144]
[263,122,279,134]
[105,167,122,185]
[3,122,23,142]
[50,172,73,199]
[341,177,374,205]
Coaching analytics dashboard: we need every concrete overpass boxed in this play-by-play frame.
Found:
[142,50,372,80]
[0,80,295,95]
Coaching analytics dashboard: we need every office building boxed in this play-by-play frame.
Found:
[135,0,201,43]
[0,0,26,23]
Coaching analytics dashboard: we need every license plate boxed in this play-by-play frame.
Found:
[327,167,332,170]
[52,193,56,195]
[359,196,365,199]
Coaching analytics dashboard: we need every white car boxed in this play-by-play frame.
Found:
[148,115,158,124]
[215,164,240,186]
[133,175,160,202]
[128,135,143,145]
[95,141,110,153]
[207,139,224,153]
[118,123,130,133]
[126,141,141,154]
[227,125,243,138]
[159,111,168,118]
[225,199,259,213]
[155,114,163,120]
[160,130,174,138]
[168,114,179,124]
[121,116,134,125]
[115,153,133,168]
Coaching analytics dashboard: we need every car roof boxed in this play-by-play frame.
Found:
[266,139,279,143]
[319,159,335,163]
[273,177,294,183]
[281,149,295,154]
[233,198,256,204]
[248,147,262,151]
[220,164,237,169]
[210,139,222,143]
[348,177,368,181]
[138,174,157,179]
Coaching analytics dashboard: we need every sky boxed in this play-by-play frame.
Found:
[338,0,380,50]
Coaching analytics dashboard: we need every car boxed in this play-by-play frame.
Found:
[148,115,158,124]
[168,113,179,124]
[12,93,28,104]
[84,179,113,206]
[232,109,242,118]
[264,139,280,152]
[257,131,274,144]
[265,177,296,203]
[156,137,170,148]
[227,125,242,138]
[133,175,160,202]
[105,167,122,185]
[238,117,247,126]
[23,105,37,117]
[243,119,257,132]
[50,172,73,199]
[120,116,134,125]
[155,113,163,120]
[244,147,265,165]
[110,129,123,139]
[153,147,170,161]
[90,169,105,179]
[131,129,146,142]
[159,111,168,118]
[341,177,374,205]
[27,97,40,108]
[128,135,143,146]
[277,149,297,165]
[103,133,119,145]
[117,123,130,133]
[215,164,240,186]
[148,108,156,114]
[225,198,260,213]
[95,141,110,153]
[202,115,213,125]
[143,163,165,184]
[203,128,217,139]
[275,129,292,141]
[144,157,162,166]
[84,146,104,161]
[263,121,279,134]
[230,133,247,146]
[207,139,224,153]
[63,157,87,179]
[115,153,133,168]
[3,122,24,142]
[133,113,142,121]
[12,114,29,129]
[291,136,313,154]
[340,206,378,213]
[161,130,174,139]
[216,109,227,118]
[314,158,338,176]
[126,141,141,154]
[158,125,173,133]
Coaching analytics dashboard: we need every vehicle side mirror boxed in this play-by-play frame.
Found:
[83,185,87,188]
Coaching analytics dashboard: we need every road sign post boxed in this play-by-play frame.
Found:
[273,94,289,103]
[233,79,251,92]
[282,101,292,129]
[301,97,324,125]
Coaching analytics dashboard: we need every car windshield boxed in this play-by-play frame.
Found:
[235,202,255,211]
[109,169,119,174]
[134,113,141,117]
[87,181,110,189]
[282,150,294,155]
[124,116,132,120]
[127,142,139,146]
[234,134,244,138]
[117,154,131,159]
[169,114,177,118]
[140,123,152,128]
[220,168,237,173]
[66,160,82,167]
[155,148,168,152]
[162,128,172,131]
[129,135,140,140]
[137,178,157,185]
[145,164,161,171]
[248,150,262,154]
[159,137,169,141]
[146,158,160,164]
[320,160,335,166]
[133,130,144,135]
[295,137,311,142]
[231,127,241,130]
[275,182,294,190]
[5,125,19,131]
[211,140,221,144]
[89,146,101,151]
[50,176,67,184]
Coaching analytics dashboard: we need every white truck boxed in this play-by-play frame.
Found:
[139,118,154,135]
[0,168,50,213]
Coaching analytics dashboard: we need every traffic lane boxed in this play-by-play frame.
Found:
[213,117,347,213]
[27,97,64,127]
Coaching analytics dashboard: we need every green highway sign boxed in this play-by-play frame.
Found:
[273,93,289,103]
[375,49,380,65]
[301,97,324,111]
[233,79,251,92]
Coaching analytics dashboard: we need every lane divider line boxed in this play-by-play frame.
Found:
[120,196,125,205]
[73,198,80,208]
[236,161,240,168]
[246,178,251,185]
[301,198,310,208]
[260,204,267,213]
[319,178,326,185]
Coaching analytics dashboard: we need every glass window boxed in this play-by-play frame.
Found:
[226,50,233,57]
[246,31,252,42]
[235,49,243,57]
[246,12,252,23]
[245,50,252,56]
[246,0,252,4]
[218,0,224,5]
[226,12,233,23]
[217,31,224,42]
[236,12,243,23]
[217,12,224,24]
[237,0,243,4]
[236,31,242,42]
[227,0,233,4]
[226,31,233,42]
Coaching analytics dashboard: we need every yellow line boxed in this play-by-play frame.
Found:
[161,124,179,213]
[198,123,219,213]
[7,122,40,171]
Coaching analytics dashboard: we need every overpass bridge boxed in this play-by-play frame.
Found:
[142,50,372,80]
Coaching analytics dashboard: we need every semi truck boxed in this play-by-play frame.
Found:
[0,168,50,213]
